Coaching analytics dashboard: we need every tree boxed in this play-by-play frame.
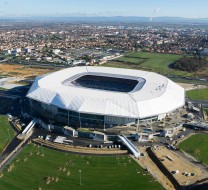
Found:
[173,57,208,72]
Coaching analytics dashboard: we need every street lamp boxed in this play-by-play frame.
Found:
[41,144,44,157]
[117,156,120,165]
[79,170,82,186]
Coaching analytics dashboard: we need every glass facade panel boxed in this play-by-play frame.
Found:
[68,110,79,117]
[58,108,68,114]
[80,113,104,120]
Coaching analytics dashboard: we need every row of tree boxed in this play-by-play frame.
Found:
[172,57,208,72]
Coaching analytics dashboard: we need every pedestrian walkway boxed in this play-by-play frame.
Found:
[17,118,37,140]
[118,134,140,158]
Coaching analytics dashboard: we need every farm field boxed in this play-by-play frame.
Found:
[0,144,163,190]
[186,88,208,101]
[179,134,208,165]
[0,115,16,153]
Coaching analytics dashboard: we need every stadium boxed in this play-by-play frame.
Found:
[27,66,185,128]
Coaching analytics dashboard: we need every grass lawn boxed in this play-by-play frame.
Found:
[102,61,143,70]
[179,134,208,165]
[0,144,163,190]
[116,57,146,65]
[0,115,16,153]
[103,52,194,77]
[125,52,181,70]
[186,88,208,101]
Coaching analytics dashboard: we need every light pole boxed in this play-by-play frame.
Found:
[117,156,120,165]
[79,170,82,186]
[41,144,44,157]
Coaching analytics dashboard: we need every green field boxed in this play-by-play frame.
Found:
[186,88,208,101]
[125,52,182,71]
[0,115,16,153]
[116,57,146,65]
[102,52,208,79]
[102,52,196,77]
[0,144,163,190]
[179,134,208,165]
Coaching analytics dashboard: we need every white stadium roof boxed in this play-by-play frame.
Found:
[27,66,185,119]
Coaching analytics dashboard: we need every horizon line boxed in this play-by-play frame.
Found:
[0,15,208,19]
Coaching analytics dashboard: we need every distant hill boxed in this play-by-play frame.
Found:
[1,16,208,24]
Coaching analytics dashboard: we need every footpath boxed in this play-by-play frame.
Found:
[0,130,33,171]
[33,138,128,155]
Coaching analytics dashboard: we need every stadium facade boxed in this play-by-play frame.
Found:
[27,66,185,128]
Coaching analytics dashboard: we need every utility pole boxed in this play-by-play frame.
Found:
[7,129,11,141]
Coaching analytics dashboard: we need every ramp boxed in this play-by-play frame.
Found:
[22,118,37,135]
[17,118,37,140]
[118,135,140,158]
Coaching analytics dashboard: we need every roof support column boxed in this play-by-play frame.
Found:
[135,119,139,132]
[68,110,69,126]
[104,119,106,131]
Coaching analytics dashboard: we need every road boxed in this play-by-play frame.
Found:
[0,135,30,172]
[0,136,22,162]
[0,57,11,63]
[189,99,208,107]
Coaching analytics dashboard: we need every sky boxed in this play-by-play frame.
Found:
[0,0,208,18]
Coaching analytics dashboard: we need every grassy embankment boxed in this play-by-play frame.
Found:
[0,115,16,153]
[179,134,208,165]
[186,88,208,101]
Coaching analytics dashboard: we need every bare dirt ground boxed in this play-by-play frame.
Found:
[0,64,52,78]
[177,83,207,91]
[0,64,54,88]
[153,146,207,186]
[136,147,175,190]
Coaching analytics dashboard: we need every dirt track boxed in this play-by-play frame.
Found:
[136,147,175,190]
[177,82,207,91]
[153,146,207,186]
